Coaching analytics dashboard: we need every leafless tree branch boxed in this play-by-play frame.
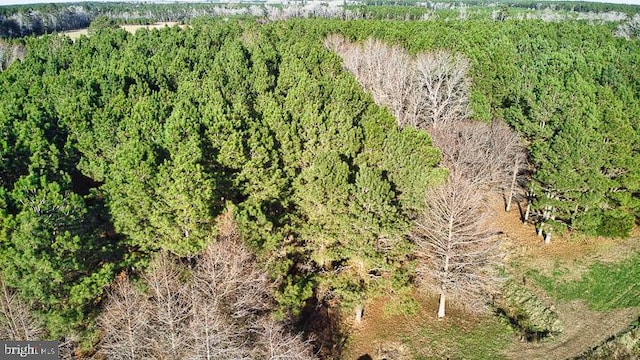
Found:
[97,217,317,360]
[253,318,316,360]
[412,175,504,318]
[428,119,527,204]
[326,34,472,129]
[0,278,43,341]
[97,273,152,360]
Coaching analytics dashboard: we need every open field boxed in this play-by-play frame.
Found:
[58,28,88,40]
[58,22,185,40]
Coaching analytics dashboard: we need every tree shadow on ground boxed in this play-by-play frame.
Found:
[298,295,346,360]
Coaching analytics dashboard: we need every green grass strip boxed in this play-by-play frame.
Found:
[409,318,513,360]
[530,254,640,311]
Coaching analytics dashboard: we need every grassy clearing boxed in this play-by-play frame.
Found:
[405,315,514,360]
[342,292,514,360]
[528,253,640,311]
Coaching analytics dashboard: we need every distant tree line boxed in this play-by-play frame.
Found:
[0,5,90,37]
[0,2,349,38]
[2,1,639,38]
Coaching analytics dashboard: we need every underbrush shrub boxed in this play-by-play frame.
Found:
[496,280,562,341]
[574,209,603,236]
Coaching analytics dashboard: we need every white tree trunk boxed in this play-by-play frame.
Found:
[438,292,446,318]
[506,160,519,212]
[412,176,502,321]
[524,202,530,222]
[544,232,551,245]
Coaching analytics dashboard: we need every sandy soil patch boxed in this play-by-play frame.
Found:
[342,292,486,359]
[488,195,640,281]
[58,28,88,40]
[58,22,187,40]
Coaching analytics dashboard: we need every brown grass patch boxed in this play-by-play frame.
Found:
[342,291,493,359]
[58,28,88,40]
[489,195,640,281]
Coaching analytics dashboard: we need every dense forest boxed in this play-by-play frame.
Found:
[0,3,639,359]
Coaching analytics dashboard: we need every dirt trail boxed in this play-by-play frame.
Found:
[506,301,639,360]
[489,196,640,360]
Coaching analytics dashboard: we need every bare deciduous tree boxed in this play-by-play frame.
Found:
[328,36,422,127]
[254,319,317,360]
[429,119,527,206]
[488,120,527,211]
[187,291,250,360]
[187,236,271,360]
[0,278,43,341]
[344,37,416,122]
[143,253,192,359]
[414,51,471,128]
[97,215,317,360]
[379,43,417,127]
[429,121,495,188]
[412,175,503,318]
[323,33,347,55]
[97,274,151,360]
[192,237,271,320]
[325,34,472,130]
